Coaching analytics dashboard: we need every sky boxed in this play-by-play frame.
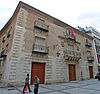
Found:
[0,0,100,31]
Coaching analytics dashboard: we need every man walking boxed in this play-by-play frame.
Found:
[34,76,40,94]
[23,74,32,93]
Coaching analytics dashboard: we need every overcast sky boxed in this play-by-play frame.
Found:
[0,0,100,31]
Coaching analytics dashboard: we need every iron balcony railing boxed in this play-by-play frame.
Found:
[2,38,5,43]
[85,42,92,47]
[34,21,49,32]
[32,44,49,54]
[66,35,76,40]
[0,50,7,58]
[87,56,94,61]
[95,41,100,46]
[64,49,81,58]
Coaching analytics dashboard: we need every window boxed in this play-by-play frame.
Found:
[68,45,74,56]
[94,40,96,44]
[68,45,74,51]
[7,30,11,38]
[34,19,48,32]
[0,61,1,67]
[37,19,44,28]
[66,29,75,39]
[97,55,100,63]
[1,48,5,56]
[77,46,79,51]
[2,36,5,43]
[87,51,91,57]
[6,44,8,53]
[34,37,45,52]
[86,39,88,43]
[66,30,72,36]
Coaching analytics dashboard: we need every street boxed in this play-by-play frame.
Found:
[0,79,100,94]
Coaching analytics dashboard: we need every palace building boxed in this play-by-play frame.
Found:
[0,1,98,85]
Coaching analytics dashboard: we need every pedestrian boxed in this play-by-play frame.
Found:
[34,76,40,94]
[23,74,32,93]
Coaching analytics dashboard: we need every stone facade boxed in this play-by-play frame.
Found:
[0,1,98,86]
[85,27,100,72]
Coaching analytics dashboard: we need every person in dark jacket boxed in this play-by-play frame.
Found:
[23,74,32,93]
[34,76,40,94]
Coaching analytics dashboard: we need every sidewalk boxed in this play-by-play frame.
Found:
[0,79,100,94]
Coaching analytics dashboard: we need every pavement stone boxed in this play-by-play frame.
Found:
[0,79,100,94]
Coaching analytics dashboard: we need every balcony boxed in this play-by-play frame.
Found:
[0,50,7,58]
[87,56,94,61]
[64,49,81,61]
[32,44,49,54]
[2,39,5,43]
[97,51,100,55]
[95,42,100,47]
[66,35,76,41]
[85,42,92,47]
[7,32,11,38]
[34,21,49,32]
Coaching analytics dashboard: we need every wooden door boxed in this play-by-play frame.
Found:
[89,66,93,78]
[31,63,45,84]
[69,64,76,81]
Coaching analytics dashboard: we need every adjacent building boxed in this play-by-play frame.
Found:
[0,1,98,85]
[85,26,100,72]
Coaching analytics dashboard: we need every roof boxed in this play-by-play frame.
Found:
[0,1,93,39]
